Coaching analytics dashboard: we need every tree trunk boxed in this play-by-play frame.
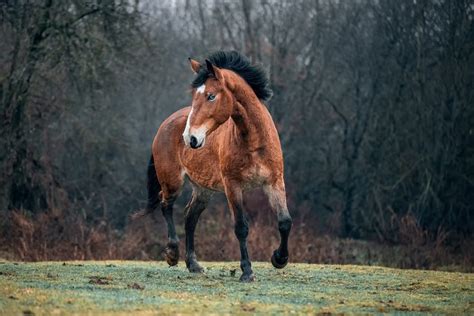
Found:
[2,0,53,212]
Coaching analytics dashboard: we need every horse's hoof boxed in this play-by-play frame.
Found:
[239,273,255,282]
[186,261,204,273]
[271,250,288,269]
[164,243,179,266]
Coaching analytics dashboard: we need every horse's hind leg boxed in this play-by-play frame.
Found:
[184,185,212,273]
[263,181,293,269]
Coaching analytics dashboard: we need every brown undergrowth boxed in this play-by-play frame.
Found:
[0,195,472,272]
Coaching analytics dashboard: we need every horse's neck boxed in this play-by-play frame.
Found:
[230,86,273,151]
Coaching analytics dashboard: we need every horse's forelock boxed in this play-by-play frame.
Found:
[191,50,272,101]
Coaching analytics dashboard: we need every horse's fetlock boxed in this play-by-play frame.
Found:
[240,260,252,272]
[278,216,292,233]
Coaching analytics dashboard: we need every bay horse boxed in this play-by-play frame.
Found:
[147,51,292,282]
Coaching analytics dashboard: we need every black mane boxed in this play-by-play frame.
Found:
[192,50,273,101]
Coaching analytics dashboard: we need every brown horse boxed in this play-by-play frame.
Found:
[147,51,292,282]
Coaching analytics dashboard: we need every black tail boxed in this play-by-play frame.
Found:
[130,154,161,221]
[146,153,161,211]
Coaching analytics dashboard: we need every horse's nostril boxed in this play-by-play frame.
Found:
[190,136,198,148]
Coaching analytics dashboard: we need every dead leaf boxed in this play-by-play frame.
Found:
[88,276,112,285]
[127,283,144,290]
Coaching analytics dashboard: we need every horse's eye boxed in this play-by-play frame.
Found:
[207,94,216,102]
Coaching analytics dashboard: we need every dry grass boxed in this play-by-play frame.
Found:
[0,201,472,272]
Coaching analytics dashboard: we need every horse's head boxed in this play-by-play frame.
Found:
[183,59,234,149]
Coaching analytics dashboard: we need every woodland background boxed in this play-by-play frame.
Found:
[0,0,473,271]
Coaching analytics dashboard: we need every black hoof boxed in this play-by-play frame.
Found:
[271,250,288,269]
[239,273,255,282]
[164,243,179,266]
[186,260,204,273]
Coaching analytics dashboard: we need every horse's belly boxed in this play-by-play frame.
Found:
[240,162,272,190]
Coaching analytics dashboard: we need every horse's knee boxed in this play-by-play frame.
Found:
[161,198,175,215]
[184,199,206,227]
[278,216,292,234]
[185,198,206,216]
[234,219,249,240]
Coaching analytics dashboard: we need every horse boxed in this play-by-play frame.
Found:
[147,50,292,282]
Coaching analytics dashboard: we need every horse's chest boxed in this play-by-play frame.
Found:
[181,146,224,191]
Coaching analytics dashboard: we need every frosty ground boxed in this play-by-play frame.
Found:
[0,261,473,314]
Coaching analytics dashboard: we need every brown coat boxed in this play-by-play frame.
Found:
[148,52,292,282]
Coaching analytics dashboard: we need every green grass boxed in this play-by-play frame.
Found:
[0,261,473,315]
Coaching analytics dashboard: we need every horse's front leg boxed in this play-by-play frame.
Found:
[263,181,293,268]
[185,186,212,273]
[161,197,180,266]
[224,179,255,282]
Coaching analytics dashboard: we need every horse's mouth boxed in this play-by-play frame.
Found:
[190,135,205,149]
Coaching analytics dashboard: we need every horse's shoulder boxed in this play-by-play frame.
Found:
[164,106,190,123]
[158,106,190,132]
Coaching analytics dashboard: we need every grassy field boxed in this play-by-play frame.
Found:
[0,260,473,315]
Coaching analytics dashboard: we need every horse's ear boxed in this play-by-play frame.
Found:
[188,58,201,74]
[205,59,224,81]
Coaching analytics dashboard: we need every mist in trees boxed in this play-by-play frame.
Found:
[1,0,473,257]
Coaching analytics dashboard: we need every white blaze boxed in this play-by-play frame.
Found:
[182,108,193,146]
[196,84,206,94]
[182,84,208,147]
